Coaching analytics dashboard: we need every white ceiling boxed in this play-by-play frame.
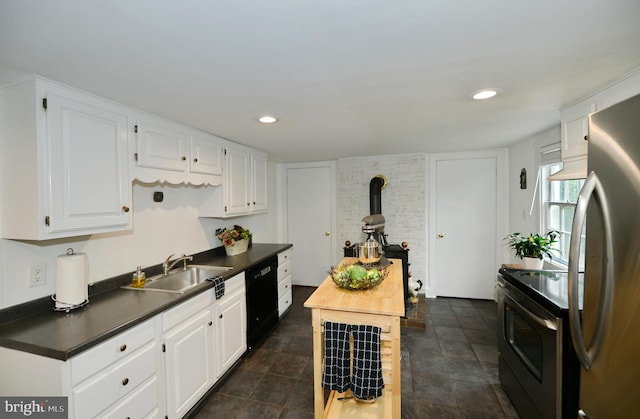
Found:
[1,1,640,162]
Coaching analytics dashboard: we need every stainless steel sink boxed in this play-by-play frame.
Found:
[122,265,233,294]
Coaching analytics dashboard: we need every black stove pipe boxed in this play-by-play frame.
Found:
[370,176,385,215]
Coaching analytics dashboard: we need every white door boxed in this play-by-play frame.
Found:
[285,163,335,287]
[433,157,498,299]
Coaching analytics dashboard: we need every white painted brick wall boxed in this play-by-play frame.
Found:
[336,153,426,294]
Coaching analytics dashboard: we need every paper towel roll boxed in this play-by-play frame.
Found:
[55,251,89,309]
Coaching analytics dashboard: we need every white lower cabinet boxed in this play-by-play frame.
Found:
[0,318,162,418]
[162,289,215,419]
[277,249,293,316]
[0,274,250,419]
[69,318,160,418]
[162,274,246,418]
[214,273,247,376]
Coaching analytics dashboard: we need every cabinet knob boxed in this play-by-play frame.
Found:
[247,202,250,206]
[122,206,130,213]
[437,233,444,238]
[122,377,129,386]
[219,314,223,319]
[193,158,199,163]
[119,344,127,352]
[583,135,588,141]
[325,231,330,236]
[181,156,187,161]
[208,321,213,326]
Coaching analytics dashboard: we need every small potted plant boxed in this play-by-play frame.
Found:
[215,225,252,256]
[504,231,559,270]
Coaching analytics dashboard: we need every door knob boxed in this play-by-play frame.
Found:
[437,233,445,238]
[325,231,330,236]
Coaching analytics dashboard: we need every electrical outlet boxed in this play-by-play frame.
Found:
[29,263,47,287]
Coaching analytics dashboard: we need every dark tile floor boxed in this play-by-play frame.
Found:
[193,286,519,418]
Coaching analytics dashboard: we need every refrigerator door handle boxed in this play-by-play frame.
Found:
[568,171,614,370]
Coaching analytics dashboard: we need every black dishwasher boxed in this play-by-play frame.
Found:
[245,256,279,350]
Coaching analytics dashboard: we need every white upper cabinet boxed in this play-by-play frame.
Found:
[132,116,224,185]
[135,119,189,172]
[0,76,132,240]
[225,144,252,216]
[190,133,224,176]
[560,101,596,162]
[251,151,268,212]
[199,144,268,218]
[555,69,640,180]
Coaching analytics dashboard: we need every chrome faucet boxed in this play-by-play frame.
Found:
[163,254,193,276]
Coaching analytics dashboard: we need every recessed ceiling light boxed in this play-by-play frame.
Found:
[472,89,499,100]
[258,115,278,124]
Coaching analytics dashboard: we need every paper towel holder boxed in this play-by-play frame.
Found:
[52,248,89,312]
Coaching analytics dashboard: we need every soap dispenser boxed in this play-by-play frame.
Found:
[131,266,146,288]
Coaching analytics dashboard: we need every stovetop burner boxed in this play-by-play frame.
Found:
[499,268,584,312]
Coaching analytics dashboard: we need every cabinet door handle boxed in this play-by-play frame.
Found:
[119,344,127,352]
[193,158,199,163]
[219,314,223,319]
[208,321,213,326]
[122,206,130,213]
[181,156,187,161]
[122,377,129,386]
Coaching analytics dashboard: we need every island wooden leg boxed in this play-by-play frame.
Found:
[311,308,325,418]
[391,315,401,418]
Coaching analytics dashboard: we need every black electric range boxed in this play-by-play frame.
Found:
[498,267,584,315]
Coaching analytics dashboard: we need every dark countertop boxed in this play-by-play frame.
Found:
[498,267,583,316]
[0,243,292,361]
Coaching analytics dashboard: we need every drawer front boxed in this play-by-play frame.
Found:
[278,249,292,265]
[277,259,291,280]
[72,341,157,418]
[71,318,155,385]
[278,276,291,298]
[162,288,213,331]
[96,375,159,419]
[222,272,245,297]
[278,289,293,316]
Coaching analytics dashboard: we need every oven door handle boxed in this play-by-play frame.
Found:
[568,171,614,370]
[499,284,557,331]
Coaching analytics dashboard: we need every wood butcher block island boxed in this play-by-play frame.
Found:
[304,257,404,418]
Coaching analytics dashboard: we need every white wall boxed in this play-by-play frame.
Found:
[336,153,427,292]
[0,162,280,309]
[506,125,560,264]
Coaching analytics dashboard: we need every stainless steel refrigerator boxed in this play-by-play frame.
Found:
[567,92,640,418]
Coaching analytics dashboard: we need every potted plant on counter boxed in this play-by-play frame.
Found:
[504,231,559,270]
[216,225,252,256]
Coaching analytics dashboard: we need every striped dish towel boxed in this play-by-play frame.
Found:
[321,322,351,393]
[351,325,384,400]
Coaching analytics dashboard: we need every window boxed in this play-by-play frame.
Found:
[541,163,586,267]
